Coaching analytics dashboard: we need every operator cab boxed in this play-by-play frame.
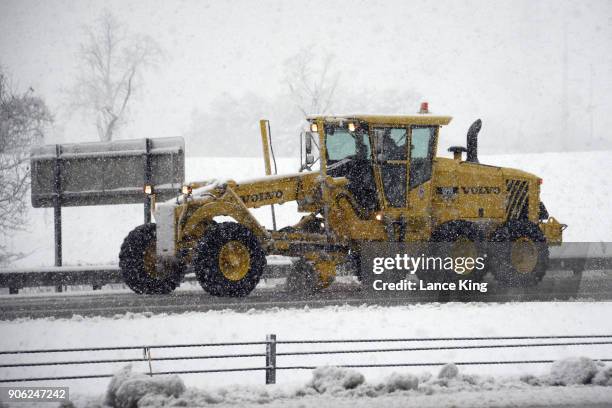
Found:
[324,122,377,213]
[303,108,452,216]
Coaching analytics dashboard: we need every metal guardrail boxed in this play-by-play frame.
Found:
[1,334,611,384]
[0,261,293,294]
[0,265,122,294]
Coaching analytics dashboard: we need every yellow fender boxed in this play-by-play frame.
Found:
[180,197,268,243]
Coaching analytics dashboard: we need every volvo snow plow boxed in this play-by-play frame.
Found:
[119,103,566,295]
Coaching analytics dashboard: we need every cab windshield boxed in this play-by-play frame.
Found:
[325,127,371,163]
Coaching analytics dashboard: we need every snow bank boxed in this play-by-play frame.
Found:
[384,372,419,392]
[593,366,612,386]
[104,365,133,407]
[438,363,459,379]
[71,359,612,408]
[307,366,365,393]
[547,357,612,387]
[549,357,599,385]
[104,365,185,408]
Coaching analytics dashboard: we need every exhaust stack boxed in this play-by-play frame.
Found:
[466,119,482,163]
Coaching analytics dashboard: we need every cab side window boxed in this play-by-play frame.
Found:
[410,127,436,188]
[375,128,407,161]
[326,129,371,162]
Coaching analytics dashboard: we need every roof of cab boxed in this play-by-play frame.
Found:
[306,114,453,126]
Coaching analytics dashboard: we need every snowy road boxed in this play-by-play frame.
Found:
[1,271,610,320]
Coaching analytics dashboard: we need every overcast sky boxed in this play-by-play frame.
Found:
[1,0,611,155]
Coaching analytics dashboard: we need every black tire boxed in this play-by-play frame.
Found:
[194,222,266,297]
[416,221,487,283]
[489,220,549,287]
[119,223,184,294]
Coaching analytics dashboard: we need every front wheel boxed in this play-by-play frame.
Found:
[119,224,184,294]
[193,222,266,297]
[489,220,549,287]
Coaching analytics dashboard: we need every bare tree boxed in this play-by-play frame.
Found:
[70,11,161,141]
[0,68,52,264]
[284,48,340,116]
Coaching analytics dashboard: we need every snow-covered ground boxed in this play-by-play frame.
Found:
[2,150,612,269]
[1,302,612,398]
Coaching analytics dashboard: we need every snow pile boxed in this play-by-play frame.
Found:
[298,360,612,400]
[384,372,419,392]
[307,366,365,394]
[549,357,599,385]
[546,357,612,386]
[519,357,612,387]
[438,363,459,379]
[418,364,497,395]
[593,366,612,386]
[104,365,185,408]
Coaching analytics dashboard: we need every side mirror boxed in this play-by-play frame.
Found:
[306,154,315,165]
[305,133,313,155]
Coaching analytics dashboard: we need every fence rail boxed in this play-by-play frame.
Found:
[2,334,611,385]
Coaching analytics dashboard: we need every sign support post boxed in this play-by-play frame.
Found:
[53,144,62,268]
[144,138,152,224]
[53,144,63,292]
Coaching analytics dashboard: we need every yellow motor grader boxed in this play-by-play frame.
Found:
[119,103,565,295]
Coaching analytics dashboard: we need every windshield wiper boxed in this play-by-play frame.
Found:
[327,157,352,170]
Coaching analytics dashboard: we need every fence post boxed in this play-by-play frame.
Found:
[143,347,153,377]
[265,334,276,384]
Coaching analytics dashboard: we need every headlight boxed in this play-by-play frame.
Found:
[144,184,154,195]
[348,122,356,132]
[310,123,318,132]
[181,185,192,195]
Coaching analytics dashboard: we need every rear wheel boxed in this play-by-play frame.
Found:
[489,220,549,287]
[119,224,184,294]
[194,222,266,297]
